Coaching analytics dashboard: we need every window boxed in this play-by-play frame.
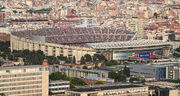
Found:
[6,70,10,73]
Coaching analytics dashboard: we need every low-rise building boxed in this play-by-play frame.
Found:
[49,80,70,95]
[129,62,180,80]
[49,65,109,79]
[65,84,149,96]
[145,81,180,96]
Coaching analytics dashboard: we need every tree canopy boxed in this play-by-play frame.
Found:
[84,54,92,62]
[49,71,87,89]
[108,71,127,82]
[104,60,119,66]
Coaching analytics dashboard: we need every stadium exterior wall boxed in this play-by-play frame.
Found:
[10,35,96,63]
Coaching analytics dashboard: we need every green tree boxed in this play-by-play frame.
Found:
[84,54,92,62]
[129,77,139,83]
[104,60,119,66]
[93,54,107,62]
[0,93,5,96]
[80,56,85,64]
[0,41,10,52]
[123,65,130,77]
[164,16,168,19]
[171,79,180,83]
[95,81,103,84]
[72,56,76,64]
[108,71,118,79]
[176,46,180,52]
[46,56,59,65]
[83,66,88,69]
[70,78,86,86]
[49,71,69,80]
[153,12,158,18]
[70,83,76,89]
[13,10,17,14]
[108,71,127,82]
[68,57,72,63]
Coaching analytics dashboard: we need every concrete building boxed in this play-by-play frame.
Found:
[0,65,49,96]
[130,61,180,80]
[10,34,95,63]
[88,40,172,61]
[125,18,145,39]
[49,65,109,78]
[129,64,167,80]
[0,33,10,41]
[65,84,149,96]
[129,62,180,80]
[49,80,70,94]
[10,28,135,63]
[75,16,100,27]
[145,82,179,96]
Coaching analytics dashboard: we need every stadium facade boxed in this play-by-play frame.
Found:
[88,40,172,61]
[10,28,172,63]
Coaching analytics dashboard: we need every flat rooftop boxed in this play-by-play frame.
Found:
[0,65,45,70]
[70,84,144,92]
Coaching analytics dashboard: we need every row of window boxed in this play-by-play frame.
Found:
[0,76,42,83]
[0,72,42,78]
[0,85,42,91]
[22,94,42,96]
[49,83,69,86]
[67,93,80,96]
[4,89,42,95]
[103,88,148,95]
[50,87,69,91]
[0,81,42,87]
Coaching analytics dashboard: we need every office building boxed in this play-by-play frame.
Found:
[129,62,177,80]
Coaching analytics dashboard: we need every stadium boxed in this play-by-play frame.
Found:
[11,27,171,63]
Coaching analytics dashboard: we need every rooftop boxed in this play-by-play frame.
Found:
[70,84,145,92]
[87,40,171,49]
[0,65,45,70]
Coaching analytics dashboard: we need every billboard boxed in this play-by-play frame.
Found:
[132,51,156,59]
[113,49,162,60]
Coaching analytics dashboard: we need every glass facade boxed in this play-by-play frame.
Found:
[157,67,166,80]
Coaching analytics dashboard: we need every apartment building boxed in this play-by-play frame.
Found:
[65,84,149,96]
[125,18,145,39]
[0,65,49,96]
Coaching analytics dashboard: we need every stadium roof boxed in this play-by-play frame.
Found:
[87,40,171,49]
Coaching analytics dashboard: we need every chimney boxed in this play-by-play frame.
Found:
[42,59,48,66]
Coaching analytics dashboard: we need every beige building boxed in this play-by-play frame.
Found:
[0,65,49,96]
[65,84,149,96]
[49,65,109,78]
[10,35,96,63]
[125,18,145,39]
[145,82,179,96]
